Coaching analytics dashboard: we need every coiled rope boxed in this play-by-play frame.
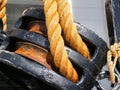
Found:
[107,43,120,84]
[0,0,7,31]
[42,0,91,82]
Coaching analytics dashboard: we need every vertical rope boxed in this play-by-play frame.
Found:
[55,0,91,59]
[107,43,120,84]
[0,0,7,31]
[42,0,79,83]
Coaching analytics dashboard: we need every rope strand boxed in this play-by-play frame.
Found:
[107,43,120,84]
[0,0,7,31]
[42,0,79,83]
[0,0,3,4]
[55,0,91,59]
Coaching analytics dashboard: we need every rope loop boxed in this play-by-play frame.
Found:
[107,42,120,84]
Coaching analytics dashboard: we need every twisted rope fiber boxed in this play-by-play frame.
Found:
[55,0,91,59]
[42,0,79,82]
[0,0,3,4]
[0,0,7,31]
[107,43,120,84]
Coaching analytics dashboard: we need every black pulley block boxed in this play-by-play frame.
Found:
[105,0,120,72]
[7,27,107,89]
[0,30,9,50]
[0,8,108,90]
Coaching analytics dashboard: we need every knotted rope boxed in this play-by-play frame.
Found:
[0,0,7,31]
[107,43,120,84]
[42,0,91,82]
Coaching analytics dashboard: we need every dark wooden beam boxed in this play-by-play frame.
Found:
[105,0,120,72]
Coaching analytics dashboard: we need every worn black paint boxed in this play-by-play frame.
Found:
[5,24,108,90]
[0,8,108,90]
[106,0,120,73]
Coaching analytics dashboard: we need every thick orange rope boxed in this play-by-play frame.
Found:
[0,0,7,31]
[107,43,120,84]
[42,0,78,83]
[55,0,91,59]
[0,0,2,3]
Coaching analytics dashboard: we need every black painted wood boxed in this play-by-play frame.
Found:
[106,0,120,80]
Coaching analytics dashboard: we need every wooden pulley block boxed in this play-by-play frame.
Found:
[0,8,108,90]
